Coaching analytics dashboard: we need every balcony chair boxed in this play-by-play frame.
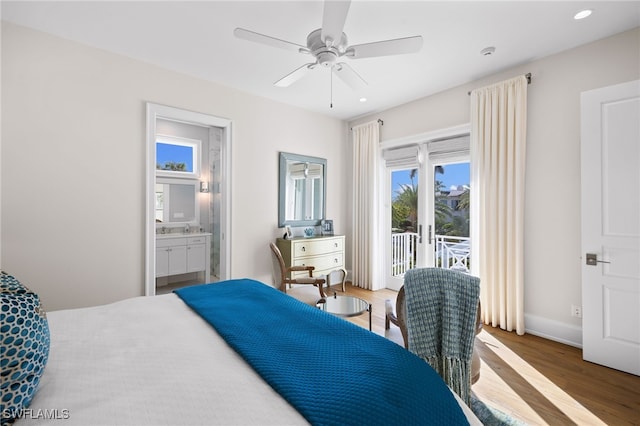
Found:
[385,268,481,405]
[269,242,326,305]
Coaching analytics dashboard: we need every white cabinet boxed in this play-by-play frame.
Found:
[156,245,170,278]
[186,236,207,273]
[156,234,211,279]
[276,235,345,279]
[168,245,188,276]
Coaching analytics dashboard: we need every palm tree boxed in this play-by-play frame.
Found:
[157,161,187,171]
[434,165,452,227]
[391,169,419,230]
[394,182,419,231]
[392,167,453,232]
[457,189,470,211]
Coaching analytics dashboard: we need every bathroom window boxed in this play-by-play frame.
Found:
[156,135,201,178]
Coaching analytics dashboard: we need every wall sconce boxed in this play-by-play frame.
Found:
[200,181,210,193]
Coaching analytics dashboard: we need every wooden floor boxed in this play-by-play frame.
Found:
[331,283,640,426]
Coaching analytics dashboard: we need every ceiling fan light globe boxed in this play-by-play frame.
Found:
[317,51,338,67]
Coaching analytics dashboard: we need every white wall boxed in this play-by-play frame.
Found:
[350,28,640,346]
[1,22,348,311]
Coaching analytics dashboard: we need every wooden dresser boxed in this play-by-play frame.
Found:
[276,235,345,279]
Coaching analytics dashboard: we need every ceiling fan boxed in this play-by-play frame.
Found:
[233,0,423,92]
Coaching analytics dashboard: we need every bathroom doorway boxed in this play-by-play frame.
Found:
[145,103,231,296]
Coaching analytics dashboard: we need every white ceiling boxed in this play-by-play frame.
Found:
[3,1,639,120]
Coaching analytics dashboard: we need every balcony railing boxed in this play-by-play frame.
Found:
[391,232,418,277]
[435,235,471,272]
[391,233,471,277]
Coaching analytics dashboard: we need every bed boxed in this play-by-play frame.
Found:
[6,278,480,425]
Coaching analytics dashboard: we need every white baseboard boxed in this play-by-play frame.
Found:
[524,313,583,348]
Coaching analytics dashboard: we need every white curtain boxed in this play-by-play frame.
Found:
[470,75,528,335]
[352,121,383,290]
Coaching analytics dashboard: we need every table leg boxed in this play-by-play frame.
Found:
[368,303,372,331]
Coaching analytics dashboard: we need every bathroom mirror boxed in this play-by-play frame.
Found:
[279,152,326,227]
[155,178,199,225]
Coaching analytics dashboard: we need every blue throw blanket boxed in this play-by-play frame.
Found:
[175,279,469,426]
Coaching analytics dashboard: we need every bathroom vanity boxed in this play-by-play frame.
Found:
[156,233,211,280]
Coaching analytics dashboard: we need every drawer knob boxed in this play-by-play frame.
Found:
[301,247,306,252]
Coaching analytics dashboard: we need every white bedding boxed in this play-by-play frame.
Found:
[19,293,480,425]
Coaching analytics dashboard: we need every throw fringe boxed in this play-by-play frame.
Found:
[425,356,472,406]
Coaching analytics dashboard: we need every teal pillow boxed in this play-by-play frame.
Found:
[1,272,50,425]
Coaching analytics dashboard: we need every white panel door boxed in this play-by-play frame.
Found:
[580,80,640,375]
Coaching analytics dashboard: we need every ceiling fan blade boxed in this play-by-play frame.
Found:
[274,63,316,87]
[333,62,367,91]
[346,35,423,59]
[321,0,351,46]
[234,28,309,54]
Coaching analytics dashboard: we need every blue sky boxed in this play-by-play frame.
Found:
[392,163,469,198]
[156,143,194,171]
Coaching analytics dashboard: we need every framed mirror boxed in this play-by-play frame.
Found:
[155,178,199,225]
[279,152,326,227]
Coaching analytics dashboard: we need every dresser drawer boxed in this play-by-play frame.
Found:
[294,252,343,270]
[292,237,343,258]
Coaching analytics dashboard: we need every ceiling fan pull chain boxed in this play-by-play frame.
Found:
[330,68,333,108]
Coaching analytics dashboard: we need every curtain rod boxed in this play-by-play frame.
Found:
[350,119,383,131]
[467,73,531,96]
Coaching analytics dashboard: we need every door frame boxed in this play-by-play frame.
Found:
[145,103,232,296]
[381,123,470,290]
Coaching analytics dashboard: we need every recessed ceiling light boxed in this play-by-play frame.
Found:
[359,97,367,103]
[480,46,496,56]
[574,9,593,20]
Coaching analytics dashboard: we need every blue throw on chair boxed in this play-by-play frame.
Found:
[404,267,480,406]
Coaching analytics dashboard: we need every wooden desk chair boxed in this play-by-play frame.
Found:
[269,243,326,304]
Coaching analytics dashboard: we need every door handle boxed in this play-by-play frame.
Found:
[418,224,422,244]
[586,253,611,266]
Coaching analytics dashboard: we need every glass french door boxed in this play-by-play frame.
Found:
[427,158,471,273]
[384,147,470,291]
[386,165,427,290]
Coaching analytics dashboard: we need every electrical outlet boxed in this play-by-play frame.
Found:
[571,305,582,318]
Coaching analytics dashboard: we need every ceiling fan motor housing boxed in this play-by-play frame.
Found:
[307,28,347,67]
